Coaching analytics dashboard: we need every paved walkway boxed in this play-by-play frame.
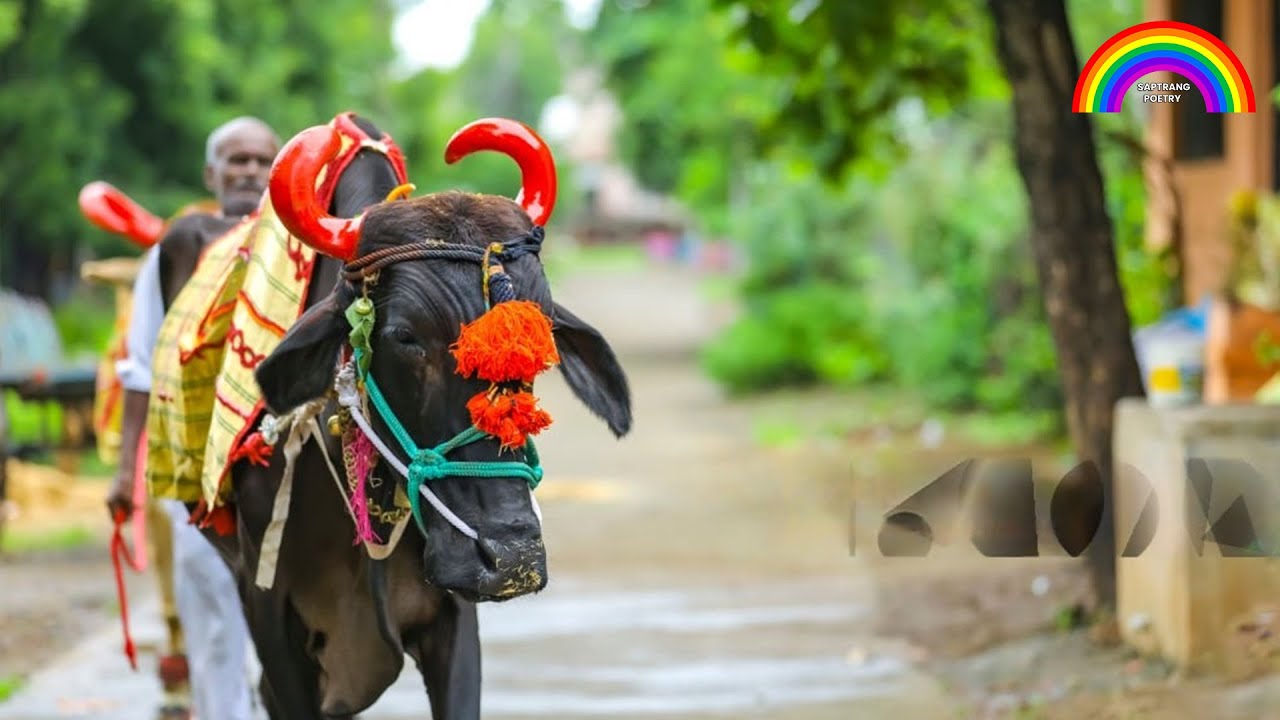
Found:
[0,262,955,719]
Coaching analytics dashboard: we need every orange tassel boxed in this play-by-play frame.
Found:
[467,388,553,450]
[451,300,559,384]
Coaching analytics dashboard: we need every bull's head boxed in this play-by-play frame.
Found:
[255,115,631,602]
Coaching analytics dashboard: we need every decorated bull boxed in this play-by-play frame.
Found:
[142,112,631,719]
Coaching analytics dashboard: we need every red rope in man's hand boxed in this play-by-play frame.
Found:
[110,438,149,671]
[110,508,142,670]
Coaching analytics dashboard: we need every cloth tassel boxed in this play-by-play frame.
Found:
[348,429,381,545]
[229,431,274,467]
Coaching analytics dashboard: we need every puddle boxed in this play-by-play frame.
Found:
[478,655,908,716]
[477,588,867,641]
[366,576,906,719]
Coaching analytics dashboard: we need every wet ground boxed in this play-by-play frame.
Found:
[3,259,1280,719]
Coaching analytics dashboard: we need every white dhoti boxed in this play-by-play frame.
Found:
[163,499,256,720]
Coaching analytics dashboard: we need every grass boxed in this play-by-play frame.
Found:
[951,410,1064,447]
[0,525,97,554]
[741,383,1066,451]
[752,420,807,448]
[0,675,24,702]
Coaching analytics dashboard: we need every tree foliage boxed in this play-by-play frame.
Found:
[0,0,397,298]
[0,0,577,302]
[588,0,786,235]
[711,0,996,180]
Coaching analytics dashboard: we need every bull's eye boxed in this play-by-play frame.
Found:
[390,326,421,348]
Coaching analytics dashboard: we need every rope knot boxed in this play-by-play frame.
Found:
[406,448,448,535]
[409,448,448,483]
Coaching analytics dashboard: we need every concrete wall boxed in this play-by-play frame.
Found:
[1114,398,1280,676]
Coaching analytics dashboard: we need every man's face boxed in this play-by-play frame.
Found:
[205,126,279,218]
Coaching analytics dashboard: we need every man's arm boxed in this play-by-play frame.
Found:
[107,243,162,518]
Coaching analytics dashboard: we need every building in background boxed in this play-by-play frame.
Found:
[1142,0,1277,305]
[544,67,687,244]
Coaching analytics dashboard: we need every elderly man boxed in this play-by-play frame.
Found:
[107,116,280,720]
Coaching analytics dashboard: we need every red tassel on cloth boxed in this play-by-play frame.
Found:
[229,431,274,467]
[191,500,237,537]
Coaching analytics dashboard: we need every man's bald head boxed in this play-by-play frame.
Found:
[203,116,280,218]
[205,117,279,165]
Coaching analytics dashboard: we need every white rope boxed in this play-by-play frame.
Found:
[309,415,353,523]
[334,362,480,540]
[254,398,332,589]
[530,487,543,526]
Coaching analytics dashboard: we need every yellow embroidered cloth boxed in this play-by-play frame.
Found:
[145,118,383,507]
[200,203,316,506]
[145,202,316,506]
[145,219,257,502]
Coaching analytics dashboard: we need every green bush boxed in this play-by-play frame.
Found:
[4,390,64,445]
[697,102,1152,433]
[701,282,890,395]
[52,286,116,359]
[699,102,1071,422]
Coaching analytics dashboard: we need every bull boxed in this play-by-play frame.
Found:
[154,113,631,719]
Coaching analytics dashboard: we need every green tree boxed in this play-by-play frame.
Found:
[0,0,396,301]
[588,0,787,235]
[387,0,582,226]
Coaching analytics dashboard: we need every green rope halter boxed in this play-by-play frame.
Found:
[354,347,544,536]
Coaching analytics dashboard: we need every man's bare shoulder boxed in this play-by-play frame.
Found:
[158,212,236,252]
[155,212,239,305]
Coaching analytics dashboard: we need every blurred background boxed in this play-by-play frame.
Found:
[2,0,1280,718]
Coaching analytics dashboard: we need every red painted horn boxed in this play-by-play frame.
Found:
[269,125,364,262]
[445,118,557,226]
[78,181,165,247]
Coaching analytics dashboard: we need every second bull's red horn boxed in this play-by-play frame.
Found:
[78,181,165,247]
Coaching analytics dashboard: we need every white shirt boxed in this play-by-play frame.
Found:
[116,245,164,393]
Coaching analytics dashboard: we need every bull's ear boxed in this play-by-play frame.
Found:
[551,302,632,438]
[256,291,349,415]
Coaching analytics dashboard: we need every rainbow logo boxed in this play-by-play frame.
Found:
[1073,20,1255,113]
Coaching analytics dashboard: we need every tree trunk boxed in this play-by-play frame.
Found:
[987,0,1146,610]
